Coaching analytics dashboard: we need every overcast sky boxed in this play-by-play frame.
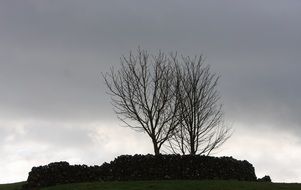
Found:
[0,0,301,183]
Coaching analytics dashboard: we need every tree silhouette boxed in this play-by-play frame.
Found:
[104,48,180,155]
[166,55,231,155]
[104,48,230,155]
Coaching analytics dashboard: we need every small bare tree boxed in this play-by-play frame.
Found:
[104,49,180,155]
[166,55,231,155]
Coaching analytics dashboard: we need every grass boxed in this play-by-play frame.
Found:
[0,182,25,190]
[1,180,301,190]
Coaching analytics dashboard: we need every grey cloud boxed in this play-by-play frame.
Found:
[22,122,93,148]
[0,49,114,122]
[219,53,301,134]
[1,0,300,53]
[0,127,9,144]
[0,0,300,133]
[0,121,94,151]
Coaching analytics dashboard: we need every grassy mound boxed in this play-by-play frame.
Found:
[0,182,25,190]
[2,180,301,190]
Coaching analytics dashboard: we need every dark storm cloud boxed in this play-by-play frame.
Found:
[1,0,300,131]
[0,0,301,183]
[0,53,113,122]
[2,0,299,53]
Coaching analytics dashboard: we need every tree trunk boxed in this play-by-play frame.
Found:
[190,138,196,155]
[152,139,160,155]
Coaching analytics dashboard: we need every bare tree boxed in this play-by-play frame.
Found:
[166,55,231,155]
[104,49,180,155]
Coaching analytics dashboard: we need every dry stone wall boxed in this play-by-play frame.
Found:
[22,154,257,189]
